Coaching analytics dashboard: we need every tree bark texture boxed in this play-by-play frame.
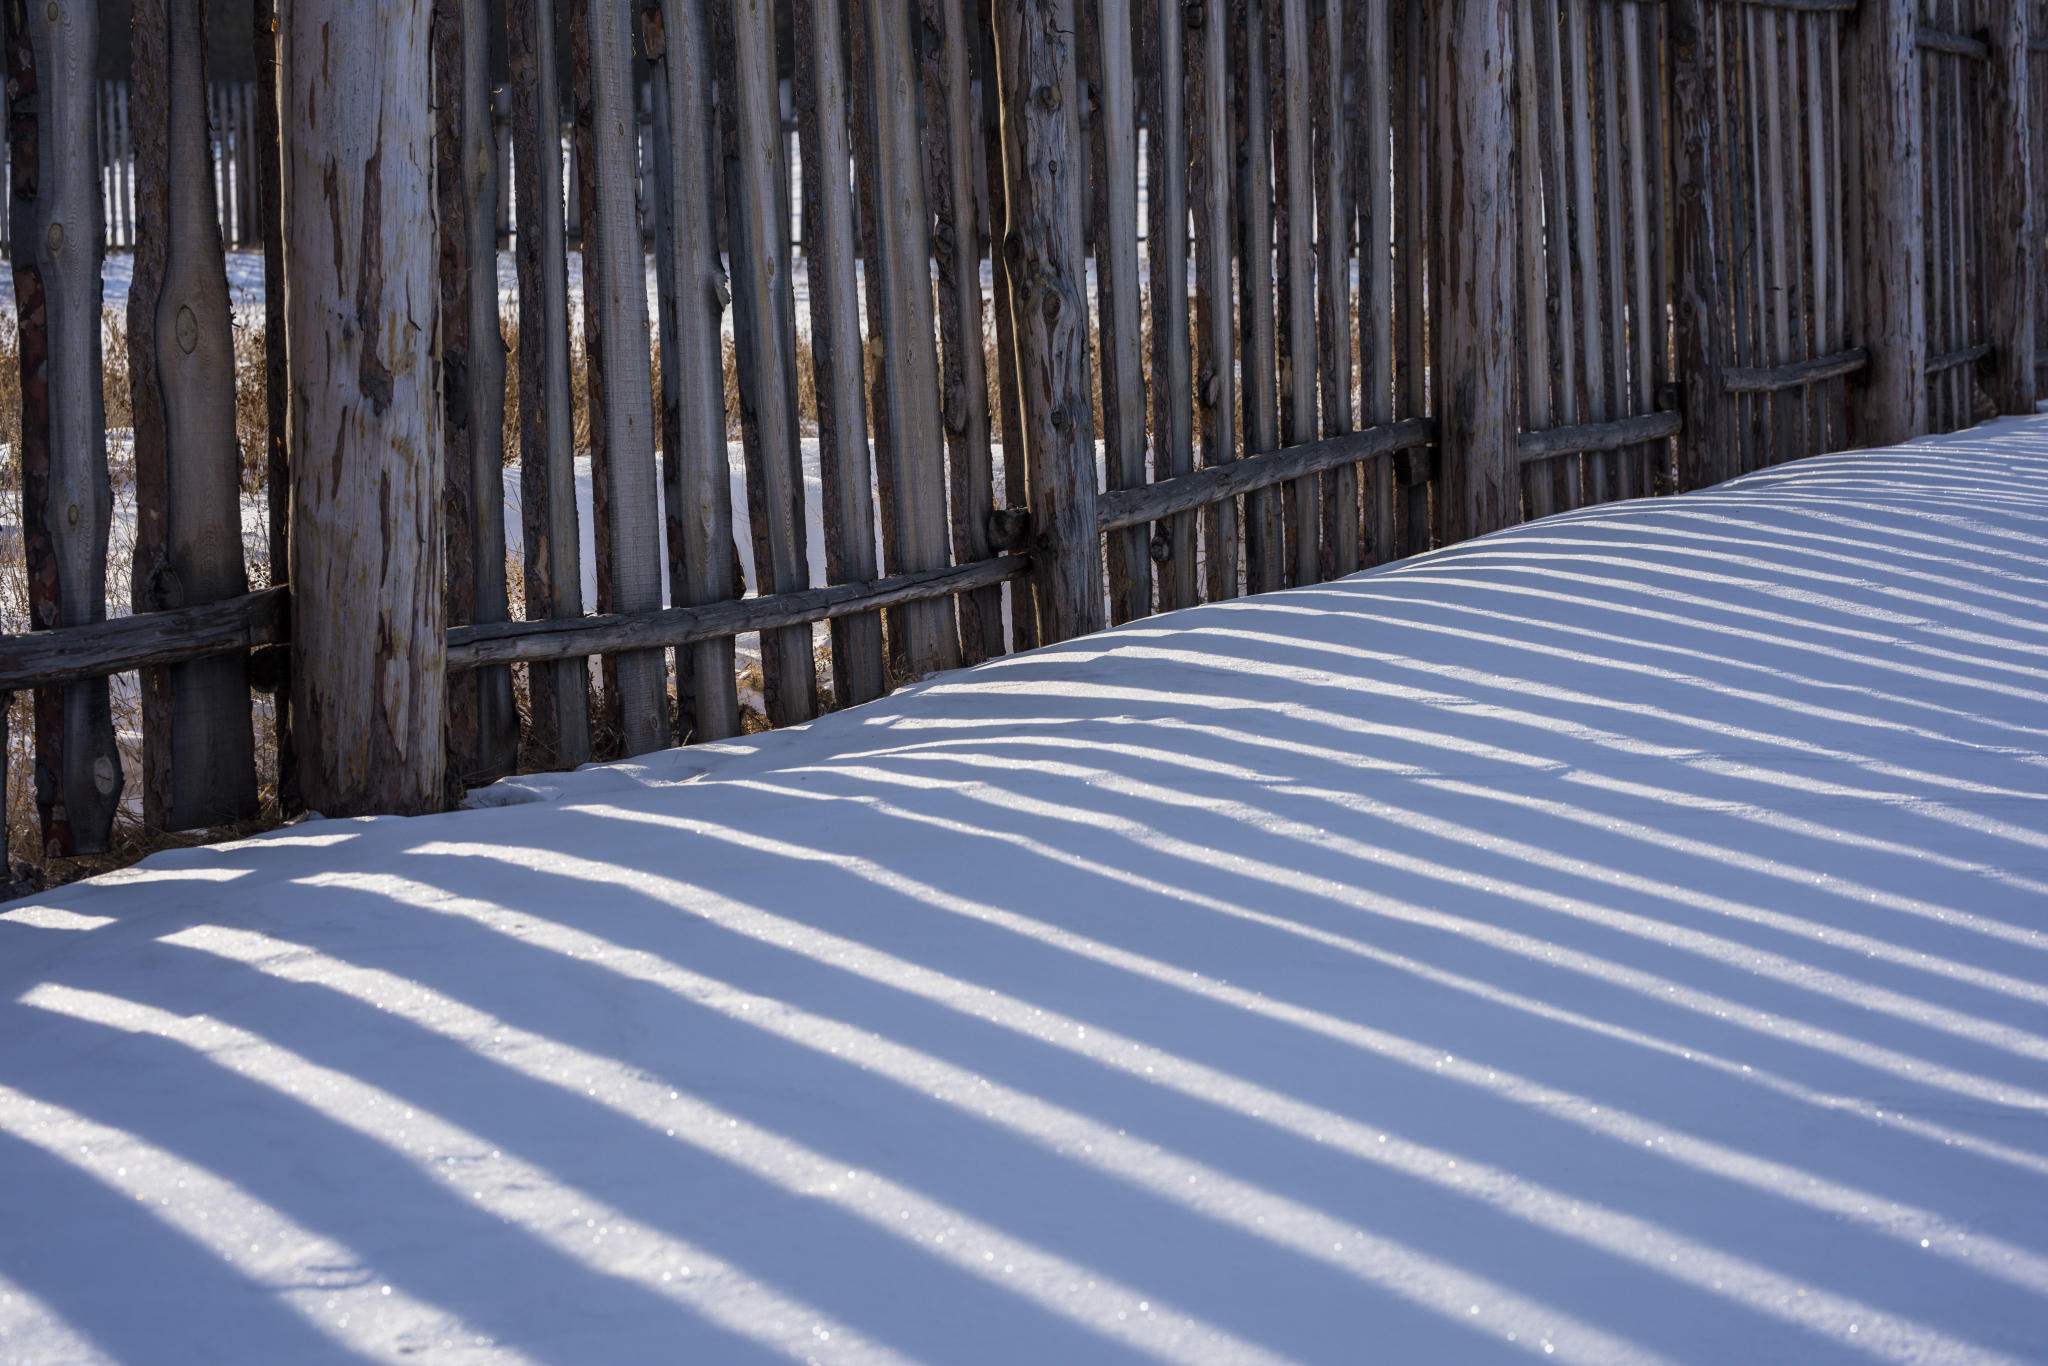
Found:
[794,0,886,708]
[1670,0,1729,490]
[991,0,1104,644]
[1856,0,1926,444]
[655,0,742,740]
[863,0,962,675]
[586,0,667,755]
[282,0,445,816]
[1430,0,1516,545]
[510,0,593,767]
[1983,0,2035,415]
[11,0,121,855]
[156,0,257,829]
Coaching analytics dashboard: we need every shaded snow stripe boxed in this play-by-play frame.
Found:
[734,768,2048,1171]
[413,836,2035,1366]
[171,919,1307,1366]
[17,985,921,1366]
[372,856,1662,1366]
[848,728,2048,964]
[0,1078,521,1365]
[0,1267,119,1364]
[858,752,2048,1086]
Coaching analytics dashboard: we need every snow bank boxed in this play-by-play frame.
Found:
[5,421,2048,1365]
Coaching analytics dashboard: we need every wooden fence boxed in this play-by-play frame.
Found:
[0,0,2037,857]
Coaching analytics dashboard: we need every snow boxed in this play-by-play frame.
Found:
[6,420,2048,1365]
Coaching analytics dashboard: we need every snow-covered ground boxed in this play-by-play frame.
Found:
[6,421,2048,1365]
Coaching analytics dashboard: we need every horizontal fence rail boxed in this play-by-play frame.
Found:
[0,0,2037,856]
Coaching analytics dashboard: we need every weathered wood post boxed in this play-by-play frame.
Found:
[132,0,257,830]
[1430,0,1517,544]
[588,0,668,755]
[509,0,594,769]
[435,0,518,786]
[1669,0,1729,490]
[656,0,743,740]
[11,0,122,854]
[1856,0,1927,445]
[282,0,445,816]
[1984,0,2035,415]
[991,0,1104,643]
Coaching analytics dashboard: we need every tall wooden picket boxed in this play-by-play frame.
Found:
[282,0,445,816]
[11,0,122,853]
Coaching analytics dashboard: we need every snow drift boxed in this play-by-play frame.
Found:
[4,422,2047,1365]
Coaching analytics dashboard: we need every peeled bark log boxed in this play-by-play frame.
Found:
[156,0,257,829]
[1856,0,1926,445]
[1430,0,1517,545]
[1983,0,2034,416]
[11,0,121,855]
[282,0,445,815]
[510,0,595,768]
[655,0,743,741]
[990,0,1104,644]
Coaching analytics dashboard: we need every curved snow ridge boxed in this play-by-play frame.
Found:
[8,421,2048,1363]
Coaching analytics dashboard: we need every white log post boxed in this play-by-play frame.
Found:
[282,0,445,815]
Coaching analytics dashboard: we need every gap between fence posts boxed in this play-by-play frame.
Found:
[1431,0,1516,543]
[1857,0,1928,444]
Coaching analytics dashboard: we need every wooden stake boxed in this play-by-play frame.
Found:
[11,0,121,853]
[510,0,595,767]
[1671,0,1729,490]
[282,0,445,815]
[1856,0,1926,444]
[1984,0,2035,415]
[1430,0,1516,545]
[991,0,1104,643]
[655,0,744,739]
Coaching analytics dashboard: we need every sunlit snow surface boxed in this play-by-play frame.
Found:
[7,425,2048,1366]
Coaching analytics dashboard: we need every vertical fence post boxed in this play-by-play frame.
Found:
[153,0,259,830]
[12,0,122,855]
[655,0,744,740]
[1856,0,1926,445]
[510,0,594,769]
[1430,0,1516,544]
[283,0,445,816]
[1670,0,1729,490]
[1985,0,2035,415]
[991,0,1104,644]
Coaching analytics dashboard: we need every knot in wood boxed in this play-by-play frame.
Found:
[1038,83,1060,111]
